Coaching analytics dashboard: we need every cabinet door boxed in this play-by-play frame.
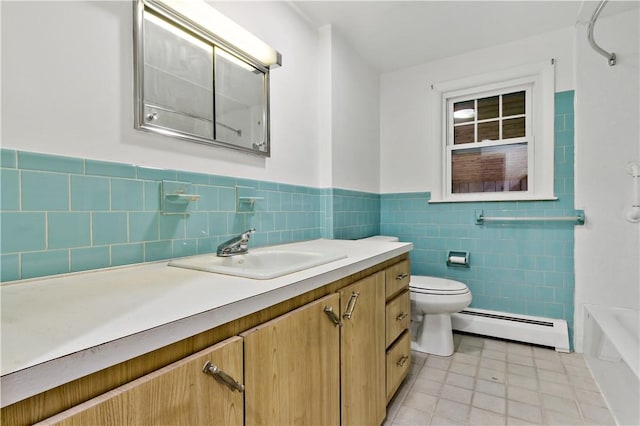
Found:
[36,337,244,426]
[242,293,341,426]
[340,271,386,426]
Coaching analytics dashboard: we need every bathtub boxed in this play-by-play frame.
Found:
[583,305,639,425]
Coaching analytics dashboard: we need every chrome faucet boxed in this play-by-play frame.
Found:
[217,228,255,257]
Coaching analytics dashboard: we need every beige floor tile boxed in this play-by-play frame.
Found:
[403,390,439,413]
[440,384,473,404]
[506,416,538,425]
[482,348,507,361]
[445,371,475,389]
[574,388,607,407]
[477,366,506,383]
[537,368,570,385]
[449,360,477,377]
[543,409,584,425]
[579,402,616,425]
[412,377,443,397]
[392,406,431,426]
[426,355,451,371]
[459,334,485,348]
[507,399,543,423]
[391,337,614,426]
[507,372,538,390]
[532,346,560,360]
[506,385,540,406]
[480,357,506,371]
[469,406,507,425]
[475,378,506,398]
[507,363,536,377]
[507,353,535,366]
[534,357,565,373]
[538,379,575,399]
[418,366,447,383]
[506,342,533,356]
[453,350,481,364]
[483,339,508,352]
[472,391,506,415]
[541,393,581,418]
[433,398,470,423]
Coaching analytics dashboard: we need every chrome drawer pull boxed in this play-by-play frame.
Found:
[396,355,409,367]
[395,272,408,280]
[343,291,360,320]
[396,312,408,321]
[323,306,342,327]
[202,361,245,392]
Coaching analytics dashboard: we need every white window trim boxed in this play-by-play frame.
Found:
[428,60,557,203]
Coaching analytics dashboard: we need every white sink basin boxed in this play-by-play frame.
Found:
[168,248,347,279]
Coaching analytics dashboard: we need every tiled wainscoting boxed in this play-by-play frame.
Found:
[0,150,379,281]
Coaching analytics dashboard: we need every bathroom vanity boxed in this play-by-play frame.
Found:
[1,239,412,425]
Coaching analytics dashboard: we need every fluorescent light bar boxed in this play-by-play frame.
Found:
[153,0,281,67]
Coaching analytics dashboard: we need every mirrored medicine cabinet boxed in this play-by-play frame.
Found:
[133,0,280,156]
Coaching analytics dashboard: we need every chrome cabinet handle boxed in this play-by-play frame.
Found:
[323,306,342,327]
[343,291,360,320]
[202,361,245,392]
[396,312,408,321]
[146,112,158,121]
[396,272,408,280]
[396,355,409,367]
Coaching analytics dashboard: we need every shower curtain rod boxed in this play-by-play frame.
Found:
[587,0,617,66]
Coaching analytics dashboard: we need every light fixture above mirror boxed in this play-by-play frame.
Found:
[133,0,281,156]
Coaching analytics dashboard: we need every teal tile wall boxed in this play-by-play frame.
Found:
[380,90,576,343]
[0,152,380,282]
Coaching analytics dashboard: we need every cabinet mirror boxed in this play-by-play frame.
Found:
[133,0,273,156]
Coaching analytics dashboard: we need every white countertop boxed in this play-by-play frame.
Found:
[0,238,412,407]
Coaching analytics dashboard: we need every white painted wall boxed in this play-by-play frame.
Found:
[573,9,640,352]
[379,27,575,194]
[1,1,321,187]
[330,28,380,193]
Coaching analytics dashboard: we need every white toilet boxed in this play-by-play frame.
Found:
[410,276,472,356]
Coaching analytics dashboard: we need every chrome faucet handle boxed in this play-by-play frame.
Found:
[242,228,256,239]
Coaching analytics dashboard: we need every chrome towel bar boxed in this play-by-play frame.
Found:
[475,210,586,225]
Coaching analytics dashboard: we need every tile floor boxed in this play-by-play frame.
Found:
[385,333,616,425]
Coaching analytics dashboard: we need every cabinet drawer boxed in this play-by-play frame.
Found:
[385,260,410,300]
[385,290,410,348]
[386,330,411,403]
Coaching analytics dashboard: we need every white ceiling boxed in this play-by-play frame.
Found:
[289,1,639,73]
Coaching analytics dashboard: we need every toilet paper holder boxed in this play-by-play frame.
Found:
[446,250,469,268]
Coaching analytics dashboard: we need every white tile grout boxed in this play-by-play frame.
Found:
[385,334,616,426]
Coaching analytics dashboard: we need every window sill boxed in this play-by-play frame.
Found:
[428,195,558,204]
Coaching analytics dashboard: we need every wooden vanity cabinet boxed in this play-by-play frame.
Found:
[16,254,411,426]
[35,336,244,426]
[339,271,386,426]
[384,259,411,402]
[242,293,341,426]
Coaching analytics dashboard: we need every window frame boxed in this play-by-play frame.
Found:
[428,61,557,203]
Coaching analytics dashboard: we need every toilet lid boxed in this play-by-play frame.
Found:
[409,276,469,295]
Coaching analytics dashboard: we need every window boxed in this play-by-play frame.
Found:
[429,61,556,202]
[449,87,531,194]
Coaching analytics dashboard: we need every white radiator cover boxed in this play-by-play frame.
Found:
[451,307,571,352]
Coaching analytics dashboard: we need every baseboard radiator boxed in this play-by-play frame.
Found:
[451,307,570,352]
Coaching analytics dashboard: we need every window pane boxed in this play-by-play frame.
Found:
[503,117,525,139]
[477,96,499,120]
[503,91,525,116]
[454,124,474,144]
[478,121,499,141]
[453,100,475,123]
[451,143,528,193]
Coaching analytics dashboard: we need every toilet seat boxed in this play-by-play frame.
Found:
[409,276,469,295]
